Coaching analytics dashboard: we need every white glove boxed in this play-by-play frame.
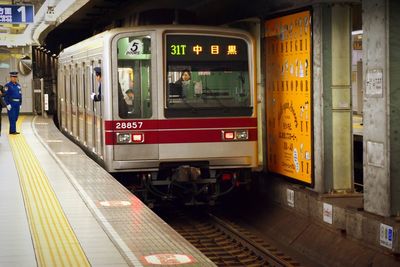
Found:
[6,104,11,111]
[90,92,95,100]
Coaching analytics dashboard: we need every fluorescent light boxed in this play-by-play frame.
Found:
[352,30,363,35]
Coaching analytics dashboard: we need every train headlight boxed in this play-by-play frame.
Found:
[117,133,131,143]
[235,130,248,140]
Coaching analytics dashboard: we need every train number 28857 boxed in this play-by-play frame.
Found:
[115,121,143,129]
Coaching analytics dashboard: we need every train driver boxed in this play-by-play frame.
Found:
[118,79,136,118]
[4,71,22,135]
[124,88,135,116]
[91,67,102,101]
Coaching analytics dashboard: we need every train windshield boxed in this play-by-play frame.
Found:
[116,35,152,119]
[165,34,252,117]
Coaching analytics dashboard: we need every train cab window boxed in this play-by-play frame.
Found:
[116,35,152,119]
[165,34,253,117]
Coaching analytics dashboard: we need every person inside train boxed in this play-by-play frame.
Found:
[0,85,6,136]
[173,69,191,98]
[91,67,102,101]
[124,88,135,116]
[3,71,22,135]
[118,81,134,118]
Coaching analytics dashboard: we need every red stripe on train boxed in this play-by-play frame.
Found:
[105,128,257,145]
[104,117,257,131]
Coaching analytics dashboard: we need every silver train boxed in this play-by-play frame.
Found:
[57,25,260,204]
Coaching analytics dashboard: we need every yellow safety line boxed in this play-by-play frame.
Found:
[8,116,90,267]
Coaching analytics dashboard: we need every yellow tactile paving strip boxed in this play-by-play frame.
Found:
[8,116,90,267]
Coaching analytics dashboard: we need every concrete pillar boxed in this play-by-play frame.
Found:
[363,0,400,216]
[356,60,363,114]
[312,5,325,193]
[389,1,400,216]
[331,4,353,191]
[313,4,353,193]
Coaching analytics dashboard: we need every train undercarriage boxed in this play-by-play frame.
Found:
[118,162,252,206]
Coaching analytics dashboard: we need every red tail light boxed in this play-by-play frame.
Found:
[132,133,144,143]
[222,173,233,181]
[223,131,235,140]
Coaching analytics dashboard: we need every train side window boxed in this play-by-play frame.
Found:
[85,65,93,110]
[77,65,83,108]
[94,60,101,98]
[65,67,70,105]
[116,35,152,119]
[81,63,85,108]
[72,65,77,106]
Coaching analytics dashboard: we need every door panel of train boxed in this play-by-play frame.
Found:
[77,65,86,143]
[71,65,78,138]
[59,67,66,130]
[66,66,72,133]
[112,31,158,161]
[93,61,103,158]
[85,65,94,150]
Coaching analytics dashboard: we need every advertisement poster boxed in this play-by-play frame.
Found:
[265,10,313,185]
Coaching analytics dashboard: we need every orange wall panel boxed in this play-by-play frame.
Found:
[265,10,313,185]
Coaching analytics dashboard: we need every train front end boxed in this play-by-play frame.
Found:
[106,27,258,204]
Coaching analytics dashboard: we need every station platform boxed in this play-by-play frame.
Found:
[0,115,215,267]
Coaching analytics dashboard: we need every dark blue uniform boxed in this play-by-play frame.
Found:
[0,85,5,135]
[4,80,22,134]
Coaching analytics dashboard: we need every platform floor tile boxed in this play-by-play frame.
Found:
[14,117,129,267]
[32,116,215,266]
[0,119,37,267]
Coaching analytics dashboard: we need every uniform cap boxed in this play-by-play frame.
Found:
[9,71,18,77]
[93,67,101,76]
[125,89,134,94]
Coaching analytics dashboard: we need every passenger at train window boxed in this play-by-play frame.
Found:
[91,67,102,101]
[174,70,191,98]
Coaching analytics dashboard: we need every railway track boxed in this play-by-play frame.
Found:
[159,208,302,266]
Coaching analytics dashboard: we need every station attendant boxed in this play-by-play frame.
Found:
[4,71,22,135]
[0,85,6,136]
[91,67,102,101]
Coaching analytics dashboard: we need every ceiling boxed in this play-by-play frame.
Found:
[42,0,362,54]
[43,0,304,52]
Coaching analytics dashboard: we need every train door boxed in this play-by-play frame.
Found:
[85,64,94,150]
[93,61,103,158]
[78,64,85,142]
[60,67,67,130]
[112,32,157,161]
[71,65,79,138]
[66,66,72,134]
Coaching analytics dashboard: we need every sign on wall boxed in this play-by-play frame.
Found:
[265,10,313,185]
[0,5,34,23]
[380,223,393,249]
[366,68,383,97]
